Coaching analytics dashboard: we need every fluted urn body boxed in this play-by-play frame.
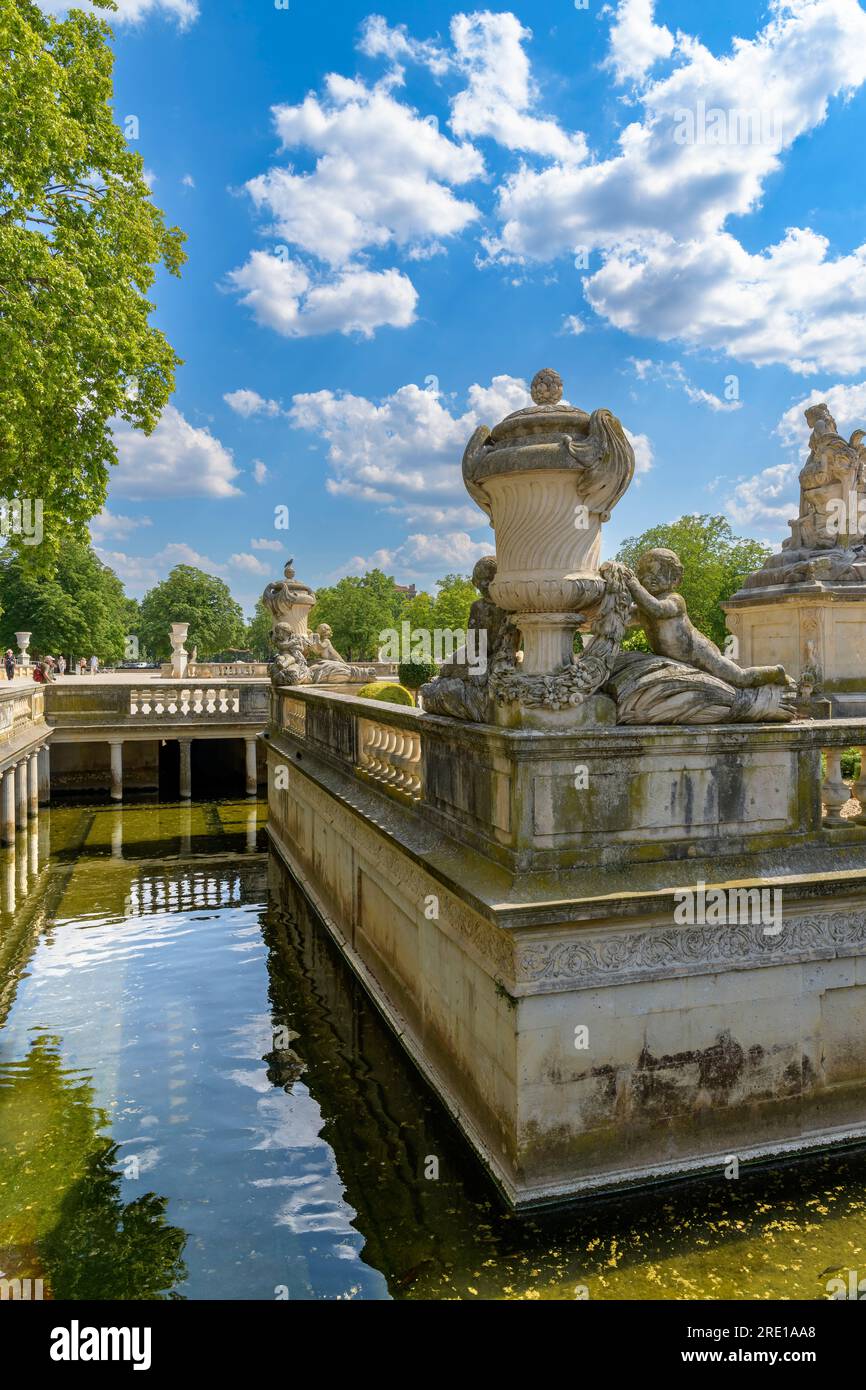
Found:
[462,369,635,674]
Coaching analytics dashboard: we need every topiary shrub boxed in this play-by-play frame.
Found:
[398,660,437,691]
[356,681,415,707]
[842,747,861,781]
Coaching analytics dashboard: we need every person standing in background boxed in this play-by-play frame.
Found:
[4,650,14,680]
[90,654,98,675]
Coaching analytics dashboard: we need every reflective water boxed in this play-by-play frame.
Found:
[1,801,865,1301]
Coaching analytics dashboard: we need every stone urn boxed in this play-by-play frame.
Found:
[262,559,317,638]
[462,369,635,674]
[169,622,190,678]
[14,631,31,667]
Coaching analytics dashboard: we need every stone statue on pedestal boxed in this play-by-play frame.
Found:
[262,560,377,688]
[421,369,797,727]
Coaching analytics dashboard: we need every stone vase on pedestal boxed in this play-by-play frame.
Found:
[169,623,190,679]
[462,368,634,724]
[14,631,31,669]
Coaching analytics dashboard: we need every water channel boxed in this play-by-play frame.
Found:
[1,798,864,1301]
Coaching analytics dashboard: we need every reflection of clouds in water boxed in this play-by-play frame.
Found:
[252,1085,326,1150]
[223,1067,272,1095]
[227,1011,278,1060]
[247,1085,363,1242]
[118,1144,162,1175]
[31,914,196,977]
[254,1172,361,1238]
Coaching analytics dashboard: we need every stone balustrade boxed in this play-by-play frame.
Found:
[358,717,422,803]
[130,686,241,717]
[270,686,866,873]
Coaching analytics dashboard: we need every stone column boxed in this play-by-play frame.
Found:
[109,740,123,802]
[15,761,28,829]
[179,738,192,799]
[245,737,258,797]
[27,753,39,818]
[38,745,50,804]
[1,770,15,846]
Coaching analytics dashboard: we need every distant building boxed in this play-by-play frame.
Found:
[394,583,417,599]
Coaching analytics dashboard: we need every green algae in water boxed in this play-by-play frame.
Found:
[0,799,865,1300]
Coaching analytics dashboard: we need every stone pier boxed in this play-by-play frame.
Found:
[267,685,866,1207]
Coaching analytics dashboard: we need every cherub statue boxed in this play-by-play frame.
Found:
[623,549,792,690]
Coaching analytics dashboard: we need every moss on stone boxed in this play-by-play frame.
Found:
[356,681,415,707]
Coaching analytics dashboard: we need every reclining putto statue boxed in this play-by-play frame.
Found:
[421,552,797,725]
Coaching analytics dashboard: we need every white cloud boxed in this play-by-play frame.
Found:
[486,0,866,374]
[723,463,798,534]
[89,509,153,541]
[111,405,242,499]
[341,530,492,580]
[228,552,271,576]
[290,375,528,521]
[358,14,451,76]
[604,0,675,86]
[627,356,742,411]
[560,314,585,336]
[245,73,482,267]
[227,252,418,338]
[251,537,283,551]
[448,12,587,163]
[182,173,196,188]
[625,429,654,477]
[224,388,282,418]
[252,460,269,485]
[776,380,866,448]
[38,0,198,26]
[290,372,650,519]
[95,542,229,593]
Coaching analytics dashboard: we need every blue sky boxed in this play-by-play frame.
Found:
[46,0,866,615]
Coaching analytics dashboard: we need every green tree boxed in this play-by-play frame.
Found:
[310,575,396,660]
[245,599,273,661]
[0,538,129,661]
[138,565,245,660]
[0,0,186,561]
[615,514,771,650]
[430,573,477,633]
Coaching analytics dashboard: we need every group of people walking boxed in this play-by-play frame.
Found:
[3,651,100,681]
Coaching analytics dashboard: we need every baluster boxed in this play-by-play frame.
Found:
[822,747,850,828]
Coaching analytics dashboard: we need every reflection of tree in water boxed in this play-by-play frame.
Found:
[0,1033,186,1299]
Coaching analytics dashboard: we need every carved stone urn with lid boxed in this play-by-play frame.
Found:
[262,559,317,637]
[462,369,635,675]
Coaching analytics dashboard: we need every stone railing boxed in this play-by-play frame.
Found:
[269,686,866,872]
[44,679,269,731]
[357,717,422,803]
[0,684,49,779]
[130,686,241,717]
[159,661,270,679]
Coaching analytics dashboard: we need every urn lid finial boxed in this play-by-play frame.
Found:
[530,368,563,406]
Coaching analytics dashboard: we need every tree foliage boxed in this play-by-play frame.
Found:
[310,571,405,660]
[245,599,273,661]
[0,536,129,661]
[0,0,186,561]
[138,565,245,660]
[615,514,771,650]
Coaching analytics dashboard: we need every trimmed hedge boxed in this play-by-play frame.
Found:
[398,660,437,690]
[356,681,415,707]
